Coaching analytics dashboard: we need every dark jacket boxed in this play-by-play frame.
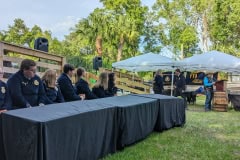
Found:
[7,70,51,109]
[108,81,117,96]
[43,81,65,103]
[75,78,97,100]
[57,73,81,102]
[0,80,12,110]
[92,86,113,98]
[153,75,164,94]
[174,74,186,90]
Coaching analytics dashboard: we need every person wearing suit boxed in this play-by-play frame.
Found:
[92,72,113,98]
[42,69,65,103]
[57,64,84,102]
[75,67,97,100]
[153,69,164,94]
[7,59,51,109]
[0,67,12,113]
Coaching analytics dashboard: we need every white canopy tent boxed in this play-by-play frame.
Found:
[177,50,240,73]
[112,53,180,96]
[112,53,177,72]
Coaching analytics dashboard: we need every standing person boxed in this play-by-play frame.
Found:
[57,64,84,102]
[174,69,186,97]
[108,72,117,96]
[42,69,65,103]
[203,72,215,111]
[0,67,11,113]
[75,67,97,100]
[7,59,51,109]
[153,69,164,94]
[92,72,113,98]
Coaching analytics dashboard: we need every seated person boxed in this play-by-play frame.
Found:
[75,67,97,100]
[57,64,84,102]
[42,69,65,103]
[0,67,12,113]
[7,59,52,109]
[108,72,117,96]
[92,72,113,98]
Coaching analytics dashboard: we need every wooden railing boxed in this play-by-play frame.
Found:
[99,68,151,94]
[0,41,65,81]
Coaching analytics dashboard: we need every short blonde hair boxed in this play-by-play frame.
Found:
[42,69,57,88]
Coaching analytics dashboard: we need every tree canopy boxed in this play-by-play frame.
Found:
[1,0,240,70]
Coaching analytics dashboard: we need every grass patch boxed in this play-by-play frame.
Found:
[103,96,240,160]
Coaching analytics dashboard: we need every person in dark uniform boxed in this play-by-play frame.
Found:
[57,64,84,102]
[7,59,51,109]
[42,69,65,103]
[92,72,113,98]
[174,69,186,97]
[153,69,164,94]
[75,67,97,100]
[108,72,117,96]
[203,72,215,111]
[0,67,12,113]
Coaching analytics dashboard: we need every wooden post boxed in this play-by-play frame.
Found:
[0,42,4,69]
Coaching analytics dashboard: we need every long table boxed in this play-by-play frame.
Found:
[131,94,186,131]
[0,94,185,160]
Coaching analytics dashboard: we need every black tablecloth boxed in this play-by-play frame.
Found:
[0,94,185,160]
[131,94,186,131]
[1,101,118,160]
[92,95,159,147]
[0,114,6,160]
[228,94,240,111]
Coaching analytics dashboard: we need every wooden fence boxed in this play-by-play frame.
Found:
[99,68,151,94]
[0,41,65,81]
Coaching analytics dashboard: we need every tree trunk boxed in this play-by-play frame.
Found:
[202,12,209,52]
[117,35,124,61]
[95,35,102,56]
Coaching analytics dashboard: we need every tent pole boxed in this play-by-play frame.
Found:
[171,67,174,96]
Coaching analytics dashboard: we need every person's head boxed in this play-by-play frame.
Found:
[175,69,181,76]
[206,72,213,78]
[155,69,162,77]
[95,72,108,90]
[63,64,75,77]
[42,69,57,88]
[0,67,3,79]
[76,67,86,79]
[20,59,37,79]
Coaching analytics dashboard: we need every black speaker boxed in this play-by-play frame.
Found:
[93,56,102,70]
[34,37,49,52]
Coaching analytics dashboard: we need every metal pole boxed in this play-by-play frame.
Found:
[171,67,174,96]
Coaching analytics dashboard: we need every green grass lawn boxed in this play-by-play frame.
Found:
[103,96,240,160]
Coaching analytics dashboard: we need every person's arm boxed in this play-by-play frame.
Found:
[203,77,214,87]
[3,85,12,110]
[38,78,53,105]
[7,76,30,108]
[81,84,98,99]
[92,87,105,98]
[56,87,65,103]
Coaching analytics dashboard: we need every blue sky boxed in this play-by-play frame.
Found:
[0,0,155,41]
